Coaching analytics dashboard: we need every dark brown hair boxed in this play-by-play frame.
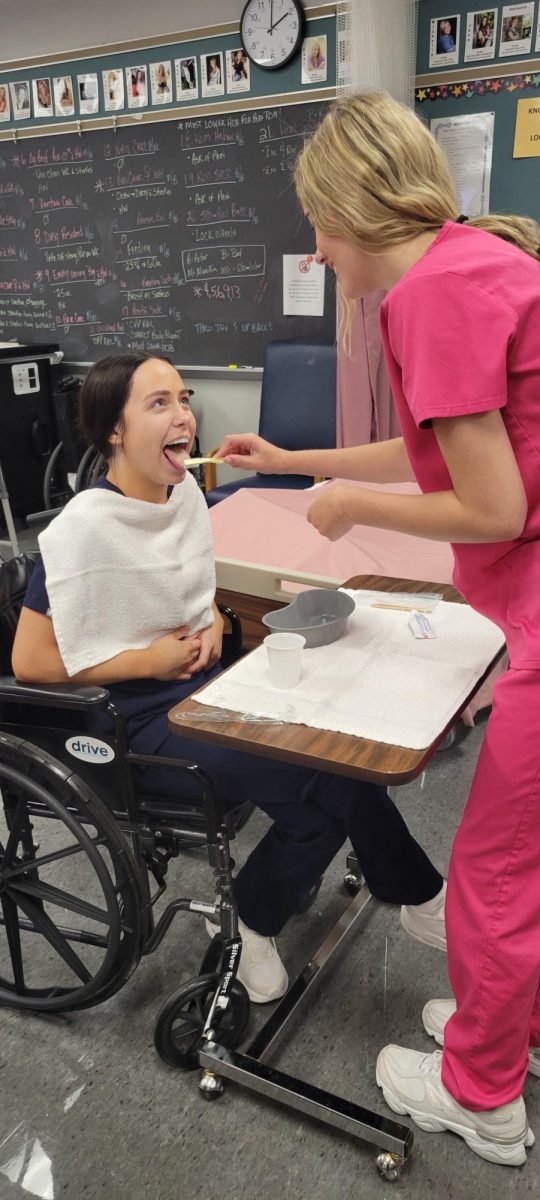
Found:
[78,352,171,459]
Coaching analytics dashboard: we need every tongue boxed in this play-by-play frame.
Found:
[163,446,187,470]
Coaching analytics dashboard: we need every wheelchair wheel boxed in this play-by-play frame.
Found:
[75,447,107,495]
[43,442,73,510]
[0,732,144,1012]
[154,973,250,1070]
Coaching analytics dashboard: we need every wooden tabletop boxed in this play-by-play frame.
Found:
[168,575,504,785]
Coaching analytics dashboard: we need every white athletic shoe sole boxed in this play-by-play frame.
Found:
[376,1050,535,1167]
[377,1075,535,1166]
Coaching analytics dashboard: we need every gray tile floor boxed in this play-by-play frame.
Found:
[1,711,539,1200]
[1,519,537,1196]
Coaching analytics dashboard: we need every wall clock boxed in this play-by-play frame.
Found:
[240,1,305,71]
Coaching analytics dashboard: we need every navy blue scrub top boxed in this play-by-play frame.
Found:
[22,477,220,752]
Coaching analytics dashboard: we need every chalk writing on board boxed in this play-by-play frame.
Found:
[0,103,335,365]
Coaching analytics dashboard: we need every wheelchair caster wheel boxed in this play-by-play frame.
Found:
[343,872,362,895]
[154,972,250,1071]
[199,1069,224,1101]
[375,1151,404,1182]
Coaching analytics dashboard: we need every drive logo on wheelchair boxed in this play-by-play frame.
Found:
[65,735,116,763]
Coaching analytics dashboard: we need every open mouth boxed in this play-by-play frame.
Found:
[163,437,190,470]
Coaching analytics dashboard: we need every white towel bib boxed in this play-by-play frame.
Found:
[39,474,215,677]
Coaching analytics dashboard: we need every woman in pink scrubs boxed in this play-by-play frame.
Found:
[216,91,540,1167]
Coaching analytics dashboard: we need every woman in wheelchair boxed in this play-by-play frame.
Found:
[12,351,446,1004]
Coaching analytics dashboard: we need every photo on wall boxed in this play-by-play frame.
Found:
[103,69,125,111]
[0,83,11,122]
[301,35,328,84]
[499,2,534,55]
[53,75,75,117]
[150,60,173,105]
[32,77,54,118]
[226,48,250,94]
[9,80,30,119]
[464,9,498,61]
[175,57,199,99]
[77,73,99,114]
[429,14,461,67]
[201,50,224,98]
[126,65,148,109]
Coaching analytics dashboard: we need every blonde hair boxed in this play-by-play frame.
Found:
[295,91,540,345]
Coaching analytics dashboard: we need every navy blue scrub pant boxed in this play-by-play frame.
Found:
[134,723,443,939]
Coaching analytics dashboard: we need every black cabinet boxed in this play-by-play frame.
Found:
[0,344,59,519]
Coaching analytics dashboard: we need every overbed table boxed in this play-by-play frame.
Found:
[168,575,505,1179]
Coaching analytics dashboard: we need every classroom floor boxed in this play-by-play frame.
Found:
[2,710,539,1200]
[1,524,538,1199]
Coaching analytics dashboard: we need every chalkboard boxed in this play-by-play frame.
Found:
[0,101,336,367]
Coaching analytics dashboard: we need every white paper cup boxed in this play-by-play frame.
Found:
[264,632,306,689]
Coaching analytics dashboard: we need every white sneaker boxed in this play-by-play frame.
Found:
[376,1045,535,1166]
[400,882,447,952]
[205,917,288,1005]
[423,998,540,1078]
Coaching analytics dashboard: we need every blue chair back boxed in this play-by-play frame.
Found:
[258,340,336,450]
[206,340,336,506]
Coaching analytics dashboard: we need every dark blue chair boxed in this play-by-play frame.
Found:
[205,340,337,507]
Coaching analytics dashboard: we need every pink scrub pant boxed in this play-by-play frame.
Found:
[442,667,540,1110]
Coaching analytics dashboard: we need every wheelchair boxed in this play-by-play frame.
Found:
[43,376,104,510]
[1,555,418,1176]
[0,551,255,1069]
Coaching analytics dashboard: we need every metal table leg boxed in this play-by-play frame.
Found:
[199,884,413,1179]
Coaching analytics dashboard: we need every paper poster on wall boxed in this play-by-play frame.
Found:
[0,83,11,122]
[103,69,125,112]
[429,14,461,67]
[32,77,53,119]
[283,254,325,316]
[301,35,328,84]
[513,97,540,156]
[201,51,224,98]
[499,3,534,55]
[536,6,540,51]
[226,49,250,94]
[53,76,75,117]
[464,9,498,61]
[9,81,30,119]
[126,65,148,109]
[150,61,173,105]
[431,111,494,216]
[175,58,199,100]
[77,74,99,115]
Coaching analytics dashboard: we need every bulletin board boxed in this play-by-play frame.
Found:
[415,0,540,221]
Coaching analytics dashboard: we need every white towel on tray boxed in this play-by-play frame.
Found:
[193,592,505,750]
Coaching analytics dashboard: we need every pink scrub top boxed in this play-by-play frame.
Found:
[380,221,540,668]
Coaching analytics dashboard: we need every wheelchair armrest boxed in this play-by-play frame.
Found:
[217,603,242,654]
[0,675,110,710]
[26,507,64,529]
